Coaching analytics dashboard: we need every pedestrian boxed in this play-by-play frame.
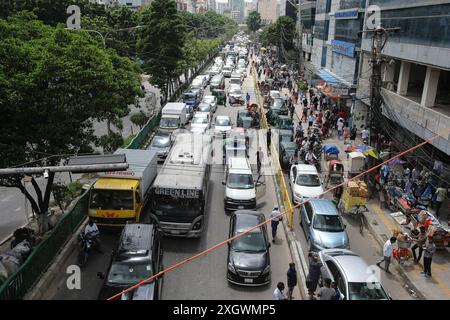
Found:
[267,128,272,155]
[411,166,420,181]
[422,236,436,278]
[160,95,164,107]
[331,281,341,300]
[302,108,308,121]
[350,125,357,145]
[361,127,369,144]
[246,92,251,105]
[306,253,323,299]
[433,184,447,218]
[317,278,336,300]
[273,282,287,300]
[286,262,297,300]
[376,236,397,273]
[256,147,263,175]
[411,226,426,263]
[303,97,308,108]
[308,114,315,128]
[270,205,282,243]
[343,125,350,144]
[224,92,227,107]
[258,68,262,79]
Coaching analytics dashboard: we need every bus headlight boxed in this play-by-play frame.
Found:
[193,220,202,230]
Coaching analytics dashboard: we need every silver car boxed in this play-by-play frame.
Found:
[300,199,349,251]
[148,131,172,162]
[201,95,218,113]
[318,249,391,300]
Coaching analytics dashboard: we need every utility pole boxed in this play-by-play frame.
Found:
[358,26,399,146]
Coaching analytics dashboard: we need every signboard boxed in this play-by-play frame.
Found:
[335,9,359,19]
[331,40,356,58]
[154,188,199,199]
[322,85,349,97]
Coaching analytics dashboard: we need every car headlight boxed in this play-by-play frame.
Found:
[262,265,271,275]
[294,191,302,198]
[228,262,237,274]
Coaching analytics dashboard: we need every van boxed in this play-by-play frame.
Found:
[97,223,163,300]
[223,157,265,212]
[229,74,241,86]
[160,102,188,132]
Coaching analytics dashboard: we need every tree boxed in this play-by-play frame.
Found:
[246,11,261,33]
[259,16,296,62]
[130,111,149,129]
[0,12,142,233]
[137,0,186,101]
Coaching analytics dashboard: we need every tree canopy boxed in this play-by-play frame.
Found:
[246,11,261,33]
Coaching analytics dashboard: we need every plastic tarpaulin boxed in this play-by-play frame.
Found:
[322,145,340,154]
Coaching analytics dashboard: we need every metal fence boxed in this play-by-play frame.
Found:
[125,112,161,149]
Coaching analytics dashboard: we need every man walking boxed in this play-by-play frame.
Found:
[434,184,447,218]
[270,205,282,243]
[422,236,436,278]
[317,278,336,300]
[256,147,263,175]
[286,263,297,300]
[273,282,287,300]
[267,128,272,155]
[411,226,426,263]
[306,253,323,299]
[376,237,397,273]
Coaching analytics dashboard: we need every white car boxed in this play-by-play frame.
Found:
[213,115,232,136]
[270,90,281,100]
[207,66,220,76]
[222,65,234,77]
[202,95,217,112]
[190,112,210,134]
[289,164,323,204]
[191,77,204,89]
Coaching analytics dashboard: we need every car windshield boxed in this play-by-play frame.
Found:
[281,135,292,142]
[348,282,389,300]
[273,100,284,108]
[229,88,241,94]
[107,263,153,285]
[160,117,179,128]
[227,173,253,189]
[232,231,266,251]
[183,93,196,100]
[296,174,321,186]
[216,118,230,126]
[90,190,133,210]
[203,97,214,103]
[313,215,345,232]
[192,117,208,124]
[151,136,170,148]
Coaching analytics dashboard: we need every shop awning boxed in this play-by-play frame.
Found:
[318,69,341,86]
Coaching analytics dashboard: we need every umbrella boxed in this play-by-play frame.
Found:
[356,145,371,151]
[356,146,379,159]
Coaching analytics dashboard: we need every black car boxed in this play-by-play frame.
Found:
[97,223,163,300]
[227,210,271,286]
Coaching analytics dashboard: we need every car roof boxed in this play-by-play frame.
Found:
[117,224,154,260]
[308,199,339,216]
[203,95,215,99]
[216,115,230,120]
[322,250,374,283]
[233,211,263,233]
[280,130,292,135]
[281,141,297,149]
[294,164,318,173]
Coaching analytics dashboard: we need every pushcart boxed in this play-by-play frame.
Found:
[324,160,344,188]
[348,151,366,178]
[393,239,413,265]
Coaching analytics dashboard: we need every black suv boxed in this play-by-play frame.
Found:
[227,210,271,286]
[97,223,163,300]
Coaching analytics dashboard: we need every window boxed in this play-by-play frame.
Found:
[107,263,153,285]
[90,190,133,210]
[231,231,266,251]
[321,46,327,68]
[313,215,346,232]
[325,260,340,280]
[296,174,321,187]
[305,203,314,222]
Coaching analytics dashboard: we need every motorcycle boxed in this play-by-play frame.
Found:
[77,231,98,267]
[304,152,322,173]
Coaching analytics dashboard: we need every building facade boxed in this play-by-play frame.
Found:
[244,0,257,19]
[231,0,245,21]
[257,0,279,24]
[356,0,450,156]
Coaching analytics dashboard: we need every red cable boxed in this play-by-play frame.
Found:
[108,127,450,300]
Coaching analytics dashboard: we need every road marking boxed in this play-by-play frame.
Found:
[15,207,22,212]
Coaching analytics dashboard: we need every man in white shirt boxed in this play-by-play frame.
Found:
[270,205,282,243]
[376,237,397,273]
[273,282,287,300]
[84,219,103,254]
[361,127,369,143]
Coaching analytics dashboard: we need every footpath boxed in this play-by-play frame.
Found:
[283,85,450,300]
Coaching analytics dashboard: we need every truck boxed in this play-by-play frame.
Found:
[88,149,158,227]
[159,102,188,132]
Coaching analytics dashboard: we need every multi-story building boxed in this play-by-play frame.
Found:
[257,0,279,24]
[244,0,257,19]
[299,1,316,63]
[231,0,245,21]
[216,0,231,14]
[94,0,152,9]
[356,0,450,157]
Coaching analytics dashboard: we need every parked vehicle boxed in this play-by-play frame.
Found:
[279,141,297,170]
[318,249,391,300]
[227,85,244,106]
[148,131,172,163]
[213,115,233,137]
[190,112,211,134]
[183,90,201,110]
[289,164,323,204]
[222,65,234,77]
[227,210,271,286]
[149,133,212,238]
[88,149,158,227]
[160,102,188,132]
[97,223,163,300]
[299,199,350,251]
[201,95,218,113]
[210,74,225,90]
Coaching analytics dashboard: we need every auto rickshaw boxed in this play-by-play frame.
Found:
[279,141,298,171]
[324,160,345,188]
[322,145,340,161]
[237,110,250,127]
[275,115,294,130]
[279,129,293,143]
[211,88,226,105]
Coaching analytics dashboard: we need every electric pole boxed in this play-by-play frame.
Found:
[359,26,399,146]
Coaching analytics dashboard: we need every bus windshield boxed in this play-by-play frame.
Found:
[90,190,134,210]
[152,194,202,217]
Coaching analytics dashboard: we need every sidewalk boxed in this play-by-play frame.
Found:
[284,86,450,300]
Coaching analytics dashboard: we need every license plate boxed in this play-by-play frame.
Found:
[238,206,244,209]
[244,278,253,284]
[171,230,180,235]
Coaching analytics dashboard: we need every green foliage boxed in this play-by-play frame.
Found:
[130,111,149,129]
[121,134,136,148]
[98,131,124,153]
[137,0,186,99]
[246,11,261,33]
[52,181,83,210]
[259,16,295,51]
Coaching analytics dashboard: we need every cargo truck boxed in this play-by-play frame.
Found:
[88,149,158,227]
[159,102,188,132]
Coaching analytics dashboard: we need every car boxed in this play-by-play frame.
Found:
[201,95,218,112]
[290,164,323,204]
[229,74,242,86]
[210,74,225,90]
[227,210,271,286]
[222,65,234,77]
[318,249,391,300]
[190,112,210,134]
[148,131,172,162]
[299,199,350,251]
[271,98,287,113]
[182,90,201,109]
[236,110,250,127]
[269,90,281,100]
[213,115,233,137]
[190,87,204,101]
[197,103,213,117]
[207,66,220,76]
[275,115,294,130]
[237,67,247,78]
[97,223,163,300]
[227,85,244,105]
[279,141,297,170]
[279,129,293,143]
[190,77,204,89]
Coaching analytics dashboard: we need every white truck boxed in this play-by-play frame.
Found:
[159,102,188,132]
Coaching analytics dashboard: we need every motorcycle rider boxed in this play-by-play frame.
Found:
[305,149,318,164]
[84,219,103,254]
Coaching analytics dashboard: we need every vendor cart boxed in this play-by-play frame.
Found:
[322,145,340,161]
[393,238,413,265]
[348,151,366,178]
[324,160,344,188]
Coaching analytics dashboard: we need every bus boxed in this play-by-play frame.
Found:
[149,133,212,238]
